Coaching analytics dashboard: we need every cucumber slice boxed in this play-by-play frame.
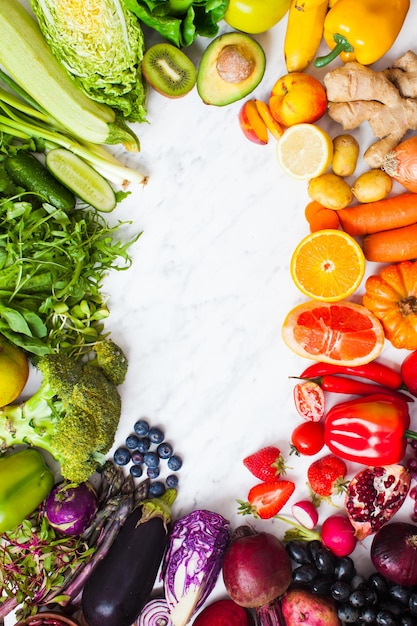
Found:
[46,148,116,212]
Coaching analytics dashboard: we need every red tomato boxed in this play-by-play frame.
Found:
[291,421,325,456]
[293,380,325,422]
[401,351,417,396]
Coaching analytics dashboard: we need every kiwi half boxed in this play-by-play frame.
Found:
[142,43,197,98]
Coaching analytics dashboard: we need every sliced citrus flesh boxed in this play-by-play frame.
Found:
[290,229,366,302]
[282,300,385,366]
[276,123,333,180]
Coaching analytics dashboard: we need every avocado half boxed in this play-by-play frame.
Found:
[197,32,266,106]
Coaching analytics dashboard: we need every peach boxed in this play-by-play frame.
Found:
[269,72,327,127]
[255,100,284,140]
[238,99,269,144]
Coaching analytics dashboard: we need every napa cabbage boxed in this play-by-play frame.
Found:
[29,0,147,123]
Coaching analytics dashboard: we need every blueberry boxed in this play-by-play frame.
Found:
[125,434,139,449]
[144,451,159,469]
[149,481,165,497]
[134,419,150,436]
[131,451,144,465]
[157,442,173,459]
[148,427,164,444]
[167,455,182,471]
[130,464,143,478]
[166,474,179,488]
[137,437,151,453]
[147,466,160,479]
[113,447,130,466]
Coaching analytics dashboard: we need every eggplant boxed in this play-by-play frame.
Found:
[81,489,176,626]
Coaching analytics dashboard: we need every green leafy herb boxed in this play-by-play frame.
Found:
[0,195,141,357]
[0,507,94,618]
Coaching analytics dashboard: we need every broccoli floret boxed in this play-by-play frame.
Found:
[90,339,128,386]
[0,353,123,483]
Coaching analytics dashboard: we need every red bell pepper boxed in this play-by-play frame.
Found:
[324,393,415,465]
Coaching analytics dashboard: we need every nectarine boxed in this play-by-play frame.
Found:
[238,99,269,144]
[269,72,327,127]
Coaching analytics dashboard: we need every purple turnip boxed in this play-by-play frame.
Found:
[222,525,292,625]
[281,589,341,626]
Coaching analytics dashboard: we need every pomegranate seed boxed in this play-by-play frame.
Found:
[409,485,417,500]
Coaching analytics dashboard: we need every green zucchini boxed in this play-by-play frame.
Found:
[0,0,135,147]
[46,149,116,212]
[4,152,76,211]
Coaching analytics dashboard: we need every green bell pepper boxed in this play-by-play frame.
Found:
[0,448,54,532]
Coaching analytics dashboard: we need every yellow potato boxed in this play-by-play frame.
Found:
[352,170,393,203]
[332,134,359,177]
[308,173,354,210]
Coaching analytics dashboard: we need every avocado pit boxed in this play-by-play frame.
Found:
[216,45,255,84]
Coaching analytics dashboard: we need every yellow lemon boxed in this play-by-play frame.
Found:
[0,336,29,407]
[276,123,333,180]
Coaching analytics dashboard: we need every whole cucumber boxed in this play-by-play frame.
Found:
[4,152,76,211]
[81,504,170,626]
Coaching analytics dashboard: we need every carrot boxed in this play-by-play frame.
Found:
[305,200,326,222]
[309,208,340,232]
[338,193,417,236]
[363,222,417,262]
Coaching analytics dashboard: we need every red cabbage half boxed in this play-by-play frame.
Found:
[162,509,230,626]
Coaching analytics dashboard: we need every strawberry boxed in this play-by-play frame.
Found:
[307,454,348,501]
[243,446,288,482]
[238,480,296,519]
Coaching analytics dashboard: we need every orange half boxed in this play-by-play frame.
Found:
[282,300,385,366]
[290,229,366,302]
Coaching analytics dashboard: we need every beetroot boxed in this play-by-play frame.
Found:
[281,589,341,626]
[222,525,292,625]
[345,465,410,540]
[192,599,255,625]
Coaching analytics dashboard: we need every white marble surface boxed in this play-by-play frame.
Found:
[98,6,417,606]
[8,5,417,621]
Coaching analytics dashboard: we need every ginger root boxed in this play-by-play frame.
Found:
[324,51,417,168]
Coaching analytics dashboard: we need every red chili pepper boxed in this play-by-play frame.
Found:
[324,393,415,465]
[300,361,403,390]
[299,374,413,402]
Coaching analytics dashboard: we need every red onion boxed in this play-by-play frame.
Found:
[371,521,417,586]
[135,598,173,625]
[44,480,97,536]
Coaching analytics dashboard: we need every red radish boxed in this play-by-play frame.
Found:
[192,599,255,625]
[291,500,318,530]
[222,525,292,624]
[321,514,357,557]
[277,513,357,557]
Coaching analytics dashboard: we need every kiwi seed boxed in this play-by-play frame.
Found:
[142,43,197,98]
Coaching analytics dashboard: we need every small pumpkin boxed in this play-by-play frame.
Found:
[363,260,417,350]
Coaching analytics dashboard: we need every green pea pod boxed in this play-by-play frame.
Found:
[0,448,54,532]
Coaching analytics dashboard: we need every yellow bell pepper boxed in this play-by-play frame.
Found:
[314,0,410,67]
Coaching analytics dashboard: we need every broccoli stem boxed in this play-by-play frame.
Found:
[0,381,59,460]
